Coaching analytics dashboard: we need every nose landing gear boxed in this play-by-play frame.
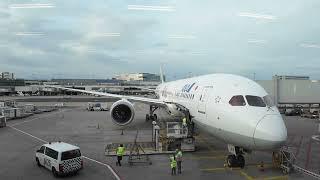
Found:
[226,144,247,168]
[227,154,245,168]
[146,105,159,122]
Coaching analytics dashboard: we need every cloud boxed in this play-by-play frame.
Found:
[0,0,320,80]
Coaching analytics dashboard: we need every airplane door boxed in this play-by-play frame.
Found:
[197,87,209,120]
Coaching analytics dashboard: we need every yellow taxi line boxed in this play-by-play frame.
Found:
[263,175,288,180]
[239,170,255,180]
[188,155,226,160]
[201,166,288,180]
[201,167,227,171]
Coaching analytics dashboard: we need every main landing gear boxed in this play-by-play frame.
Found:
[226,144,246,168]
[227,154,245,168]
[146,105,159,121]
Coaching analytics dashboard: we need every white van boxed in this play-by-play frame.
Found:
[87,102,108,111]
[35,142,83,177]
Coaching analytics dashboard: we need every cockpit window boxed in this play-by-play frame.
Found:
[263,95,275,107]
[245,95,266,107]
[229,95,246,106]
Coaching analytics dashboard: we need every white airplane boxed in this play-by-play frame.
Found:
[50,72,287,168]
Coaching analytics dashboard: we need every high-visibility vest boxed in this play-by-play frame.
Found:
[116,147,125,156]
[169,156,174,162]
[176,151,182,161]
[171,159,177,168]
[182,118,187,126]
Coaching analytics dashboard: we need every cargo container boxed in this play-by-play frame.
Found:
[0,116,5,127]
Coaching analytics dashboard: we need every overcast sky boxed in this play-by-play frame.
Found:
[0,0,319,80]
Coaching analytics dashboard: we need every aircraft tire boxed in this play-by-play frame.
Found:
[36,158,41,167]
[227,155,236,167]
[52,167,59,177]
[237,155,245,168]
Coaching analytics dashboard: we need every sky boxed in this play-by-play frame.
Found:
[0,0,320,80]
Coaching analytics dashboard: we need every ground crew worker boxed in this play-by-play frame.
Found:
[170,155,177,175]
[116,144,125,166]
[175,149,183,174]
[182,117,187,134]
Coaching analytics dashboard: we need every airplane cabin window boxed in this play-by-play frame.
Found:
[229,95,246,106]
[245,95,266,107]
[263,95,275,107]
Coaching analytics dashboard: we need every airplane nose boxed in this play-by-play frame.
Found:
[253,114,287,150]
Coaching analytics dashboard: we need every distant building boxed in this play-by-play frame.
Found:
[51,79,121,86]
[275,75,309,80]
[115,73,162,82]
[1,72,15,80]
[0,79,25,86]
[0,79,25,95]
[256,75,320,105]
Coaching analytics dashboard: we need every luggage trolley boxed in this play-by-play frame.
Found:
[272,147,296,174]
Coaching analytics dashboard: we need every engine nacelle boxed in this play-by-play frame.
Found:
[110,99,135,126]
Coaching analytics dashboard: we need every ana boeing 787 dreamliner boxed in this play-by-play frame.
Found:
[50,72,287,168]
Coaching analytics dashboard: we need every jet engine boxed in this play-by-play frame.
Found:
[110,99,135,126]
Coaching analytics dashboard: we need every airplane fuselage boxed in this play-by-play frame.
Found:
[155,74,287,151]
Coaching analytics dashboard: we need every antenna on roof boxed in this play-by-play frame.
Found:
[160,65,165,84]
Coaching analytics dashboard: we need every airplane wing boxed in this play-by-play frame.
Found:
[49,86,166,105]
[133,86,155,92]
[121,86,155,92]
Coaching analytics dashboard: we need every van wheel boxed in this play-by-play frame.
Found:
[52,167,59,177]
[36,158,41,167]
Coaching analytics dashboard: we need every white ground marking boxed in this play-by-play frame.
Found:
[8,126,121,180]
[312,135,320,142]
[10,110,67,127]
[82,156,121,180]
[8,126,48,143]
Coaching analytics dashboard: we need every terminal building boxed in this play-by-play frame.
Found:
[114,73,163,82]
[256,75,320,105]
[51,79,121,86]
[1,71,320,107]
[0,72,15,80]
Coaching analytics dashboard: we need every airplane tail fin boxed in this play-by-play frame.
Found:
[160,65,165,84]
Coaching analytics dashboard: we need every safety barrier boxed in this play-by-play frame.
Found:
[293,165,320,179]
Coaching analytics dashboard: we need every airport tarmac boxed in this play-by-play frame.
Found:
[0,97,319,179]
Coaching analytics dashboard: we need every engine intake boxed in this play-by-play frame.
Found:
[110,99,135,126]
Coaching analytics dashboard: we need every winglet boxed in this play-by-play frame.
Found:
[160,65,165,83]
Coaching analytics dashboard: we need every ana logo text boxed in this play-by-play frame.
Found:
[181,83,196,93]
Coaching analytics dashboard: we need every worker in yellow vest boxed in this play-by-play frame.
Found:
[170,155,177,175]
[175,149,183,174]
[182,117,187,134]
[116,144,125,166]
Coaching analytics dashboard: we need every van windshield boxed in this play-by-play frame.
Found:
[61,149,81,160]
